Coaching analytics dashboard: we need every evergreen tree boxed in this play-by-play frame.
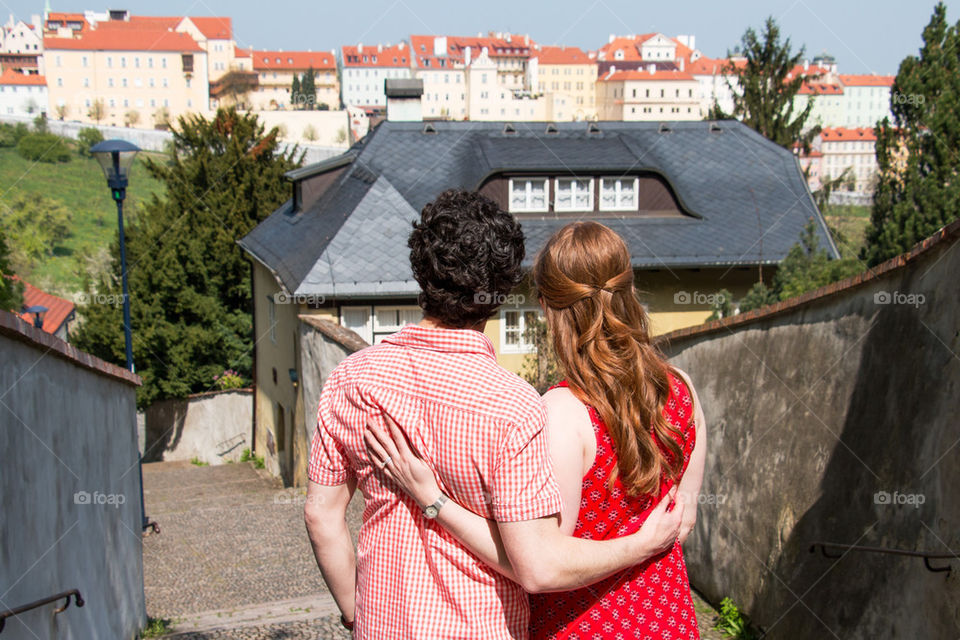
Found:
[713,17,818,149]
[73,109,302,406]
[290,74,301,109]
[300,67,317,110]
[0,229,23,312]
[863,2,960,265]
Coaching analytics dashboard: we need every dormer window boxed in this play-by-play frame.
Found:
[599,177,639,211]
[509,178,548,213]
[555,178,593,211]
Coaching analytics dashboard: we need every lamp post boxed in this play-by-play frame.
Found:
[90,140,140,373]
[90,140,156,535]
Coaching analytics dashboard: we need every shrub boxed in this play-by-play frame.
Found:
[16,132,72,163]
[0,122,30,147]
[76,127,104,157]
[213,369,245,390]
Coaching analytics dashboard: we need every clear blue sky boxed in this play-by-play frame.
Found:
[9,0,948,74]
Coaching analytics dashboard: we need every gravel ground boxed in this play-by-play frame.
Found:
[144,460,724,639]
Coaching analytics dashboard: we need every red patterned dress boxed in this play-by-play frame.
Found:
[529,373,699,640]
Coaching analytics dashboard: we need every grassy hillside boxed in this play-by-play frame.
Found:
[824,204,871,260]
[0,147,164,296]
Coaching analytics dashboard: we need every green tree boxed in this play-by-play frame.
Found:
[737,281,778,313]
[864,2,960,265]
[707,288,735,320]
[0,229,24,311]
[1,194,74,272]
[76,126,104,157]
[711,17,819,149]
[300,67,317,110]
[73,108,302,406]
[290,74,301,108]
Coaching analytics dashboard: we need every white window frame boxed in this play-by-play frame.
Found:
[340,306,373,344]
[599,177,640,212]
[372,305,422,343]
[500,307,541,354]
[508,178,549,213]
[554,177,594,212]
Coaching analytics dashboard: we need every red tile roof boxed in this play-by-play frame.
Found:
[686,55,745,75]
[596,34,655,62]
[185,16,233,40]
[798,82,843,95]
[342,43,411,67]
[0,68,46,85]
[408,33,535,68]
[839,74,894,87]
[47,12,86,21]
[14,277,75,335]
[93,15,180,31]
[253,50,336,70]
[821,126,877,142]
[44,29,203,52]
[600,69,695,82]
[534,45,593,65]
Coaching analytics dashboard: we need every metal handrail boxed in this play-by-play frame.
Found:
[0,589,84,633]
[810,542,959,574]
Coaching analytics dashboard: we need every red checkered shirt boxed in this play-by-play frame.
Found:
[309,324,563,640]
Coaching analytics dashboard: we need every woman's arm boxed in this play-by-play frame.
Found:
[365,417,519,581]
[674,369,706,545]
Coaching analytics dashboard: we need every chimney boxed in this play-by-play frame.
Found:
[398,41,405,49]
[679,58,684,72]
[464,45,472,66]
[378,43,383,52]
[648,63,656,74]
[804,59,809,71]
[385,78,424,122]
[358,43,363,53]
[609,34,615,44]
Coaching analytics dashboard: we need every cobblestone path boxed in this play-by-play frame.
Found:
[143,460,723,639]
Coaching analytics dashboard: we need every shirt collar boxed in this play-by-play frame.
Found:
[381,324,496,359]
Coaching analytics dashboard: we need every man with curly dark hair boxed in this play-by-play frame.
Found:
[305,189,677,639]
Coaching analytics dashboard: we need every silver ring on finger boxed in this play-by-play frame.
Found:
[378,456,392,469]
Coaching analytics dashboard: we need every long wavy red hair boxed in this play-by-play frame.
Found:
[533,221,685,497]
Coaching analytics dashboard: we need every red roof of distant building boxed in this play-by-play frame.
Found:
[253,50,336,70]
[44,28,203,52]
[821,126,877,142]
[799,82,843,95]
[13,277,75,335]
[600,69,695,82]
[185,16,232,40]
[687,55,745,75]
[596,34,655,62]
[839,74,894,87]
[47,12,86,21]
[0,68,46,85]
[408,33,535,68]
[93,15,180,31]
[534,45,593,65]
[342,43,411,67]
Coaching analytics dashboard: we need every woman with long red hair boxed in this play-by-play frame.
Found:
[367,221,706,639]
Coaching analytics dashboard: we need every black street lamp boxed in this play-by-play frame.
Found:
[90,139,157,535]
[90,140,140,373]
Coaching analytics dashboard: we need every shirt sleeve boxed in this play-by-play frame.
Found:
[489,404,563,522]
[307,383,351,486]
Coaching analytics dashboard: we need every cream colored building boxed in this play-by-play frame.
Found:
[530,45,597,121]
[409,36,467,120]
[465,48,549,121]
[597,67,701,120]
[248,49,339,111]
[44,27,209,127]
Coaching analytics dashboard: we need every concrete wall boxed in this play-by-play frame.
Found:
[142,389,252,465]
[0,311,145,639]
[660,222,960,639]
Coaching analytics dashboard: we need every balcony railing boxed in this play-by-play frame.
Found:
[0,589,84,633]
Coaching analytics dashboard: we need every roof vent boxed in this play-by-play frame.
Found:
[709,121,723,133]
[503,123,516,135]
[422,123,437,134]
[587,122,601,134]
[658,123,672,134]
[545,123,559,134]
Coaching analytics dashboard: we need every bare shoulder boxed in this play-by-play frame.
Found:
[542,386,593,441]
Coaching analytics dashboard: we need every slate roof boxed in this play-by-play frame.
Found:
[240,120,838,299]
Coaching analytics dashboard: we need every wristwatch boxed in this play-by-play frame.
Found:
[423,493,448,519]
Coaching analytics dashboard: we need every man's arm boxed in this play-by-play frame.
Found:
[304,479,357,622]
[497,490,682,593]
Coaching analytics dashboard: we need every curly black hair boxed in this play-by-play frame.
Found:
[409,189,525,328]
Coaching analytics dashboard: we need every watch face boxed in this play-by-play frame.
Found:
[425,505,439,519]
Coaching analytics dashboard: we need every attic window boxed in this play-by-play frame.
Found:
[658,123,672,134]
[545,123,559,134]
[422,123,437,134]
[503,123,516,135]
[587,122,601,134]
[709,122,723,133]
[287,57,293,64]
